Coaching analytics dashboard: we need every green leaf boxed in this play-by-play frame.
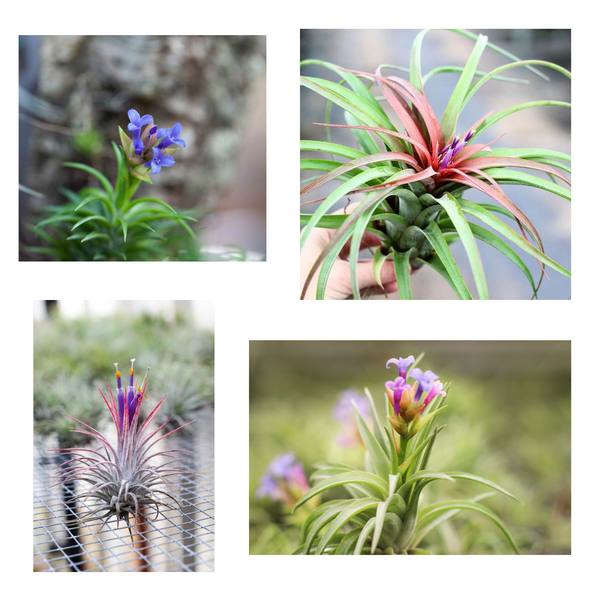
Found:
[80,232,111,243]
[63,162,114,198]
[421,221,473,299]
[434,193,489,299]
[413,491,496,547]
[353,402,391,480]
[118,218,128,242]
[399,425,446,477]
[363,387,387,451]
[443,472,520,503]
[316,497,381,555]
[126,197,179,214]
[300,76,402,151]
[300,166,397,252]
[354,517,377,555]
[335,528,362,554]
[458,198,570,278]
[392,249,413,299]
[481,168,571,201]
[302,500,354,553]
[71,215,111,231]
[293,472,388,512]
[300,139,367,161]
[398,470,455,500]
[440,33,488,140]
[417,500,521,554]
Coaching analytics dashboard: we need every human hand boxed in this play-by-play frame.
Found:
[300,204,399,300]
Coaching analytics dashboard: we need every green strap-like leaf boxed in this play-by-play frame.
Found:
[335,528,362,555]
[71,215,111,231]
[422,221,473,299]
[443,472,520,502]
[416,500,521,554]
[458,198,570,278]
[481,168,571,201]
[398,470,455,501]
[413,491,496,547]
[392,249,413,300]
[440,33,488,140]
[353,403,392,480]
[293,472,388,512]
[63,162,114,198]
[300,139,367,160]
[316,497,381,555]
[354,517,377,555]
[434,193,489,299]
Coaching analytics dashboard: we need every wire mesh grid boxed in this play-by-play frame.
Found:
[33,405,214,572]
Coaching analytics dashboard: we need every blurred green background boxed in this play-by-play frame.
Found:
[34,301,214,448]
[249,340,570,555]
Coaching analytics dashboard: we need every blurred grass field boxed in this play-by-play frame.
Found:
[249,341,570,555]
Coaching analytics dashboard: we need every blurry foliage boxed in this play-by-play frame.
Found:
[34,310,214,447]
[249,341,570,555]
[71,128,104,158]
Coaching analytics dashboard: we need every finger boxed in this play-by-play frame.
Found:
[352,257,397,292]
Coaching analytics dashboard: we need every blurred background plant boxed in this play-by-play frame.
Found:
[34,300,214,450]
[249,341,570,554]
[20,35,266,260]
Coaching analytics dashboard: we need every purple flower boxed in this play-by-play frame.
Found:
[114,359,145,431]
[386,356,415,380]
[410,368,439,403]
[157,123,186,150]
[256,453,310,506]
[128,109,153,156]
[421,380,446,413]
[144,146,176,174]
[438,129,477,170]
[385,376,412,415]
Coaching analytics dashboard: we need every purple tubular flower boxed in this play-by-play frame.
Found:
[128,109,154,156]
[410,368,438,403]
[114,363,126,430]
[157,123,186,150]
[421,380,446,413]
[385,376,412,415]
[144,146,176,174]
[386,356,415,380]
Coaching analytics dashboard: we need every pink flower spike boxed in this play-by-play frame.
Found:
[421,380,446,413]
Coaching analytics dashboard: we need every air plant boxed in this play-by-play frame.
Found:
[52,359,196,539]
[300,29,571,299]
[30,109,199,260]
[292,354,520,555]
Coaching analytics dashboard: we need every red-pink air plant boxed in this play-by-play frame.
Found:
[52,361,195,537]
[302,65,571,253]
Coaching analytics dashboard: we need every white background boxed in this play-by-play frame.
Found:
[3,2,593,598]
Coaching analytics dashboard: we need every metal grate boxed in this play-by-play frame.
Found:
[33,406,214,572]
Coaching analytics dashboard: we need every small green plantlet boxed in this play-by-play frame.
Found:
[30,110,199,261]
[292,354,521,555]
[301,29,570,299]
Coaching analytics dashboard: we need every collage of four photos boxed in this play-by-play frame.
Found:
[8,21,582,594]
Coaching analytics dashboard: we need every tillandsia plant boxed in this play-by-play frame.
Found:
[292,354,521,555]
[52,359,196,539]
[300,29,571,299]
[30,110,199,261]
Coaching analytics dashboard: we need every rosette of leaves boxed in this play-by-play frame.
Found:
[292,363,520,554]
[29,142,199,261]
[300,29,570,299]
